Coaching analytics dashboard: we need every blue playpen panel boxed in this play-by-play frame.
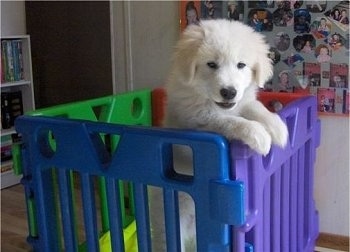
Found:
[16,116,245,252]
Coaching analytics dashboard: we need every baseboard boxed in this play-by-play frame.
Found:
[316,232,349,251]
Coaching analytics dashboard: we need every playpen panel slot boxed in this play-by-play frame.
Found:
[148,185,166,251]
[297,146,306,251]
[133,183,152,252]
[170,144,194,179]
[57,169,79,251]
[280,161,291,251]
[270,168,282,252]
[289,152,298,252]
[148,186,197,251]
[105,178,126,252]
[37,128,57,159]
[163,188,181,252]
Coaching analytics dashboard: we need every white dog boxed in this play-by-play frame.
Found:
[164,19,288,156]
[151,19,289,251]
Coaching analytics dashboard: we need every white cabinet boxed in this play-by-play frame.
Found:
[1,35,35,189]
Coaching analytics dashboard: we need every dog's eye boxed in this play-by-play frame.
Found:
[207,62,219,69]
[237,62,246,69]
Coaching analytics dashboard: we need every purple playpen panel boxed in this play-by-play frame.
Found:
[230,95,320,252]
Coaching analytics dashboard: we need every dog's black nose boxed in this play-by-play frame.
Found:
[220,87,237,100]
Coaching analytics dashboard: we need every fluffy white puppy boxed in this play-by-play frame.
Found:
[151,19,289,252]
[164,19,288,155]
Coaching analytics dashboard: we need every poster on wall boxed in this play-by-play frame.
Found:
[179,0,349,116]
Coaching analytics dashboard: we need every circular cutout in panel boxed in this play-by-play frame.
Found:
[38,128,57,159]
[131,98,143,119]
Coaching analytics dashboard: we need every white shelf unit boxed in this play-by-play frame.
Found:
[1,35,35,189]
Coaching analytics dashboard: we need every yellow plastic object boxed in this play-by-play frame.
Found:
[100,221,138,252]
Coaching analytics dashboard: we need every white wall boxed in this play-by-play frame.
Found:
[1,1,26,36]
[110,1,179,93]
[314,116,349,236]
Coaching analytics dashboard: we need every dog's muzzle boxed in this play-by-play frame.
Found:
[215,101,236,109]
[215,87,237,109]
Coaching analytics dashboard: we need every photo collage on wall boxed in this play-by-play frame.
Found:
[179,0,349,116]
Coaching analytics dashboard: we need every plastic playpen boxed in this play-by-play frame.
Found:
[15,88,320,251]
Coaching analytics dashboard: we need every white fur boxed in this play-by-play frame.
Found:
[151,19,289,251]
[164,19,288,155]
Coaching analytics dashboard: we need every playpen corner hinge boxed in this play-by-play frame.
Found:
[209,180,245,226]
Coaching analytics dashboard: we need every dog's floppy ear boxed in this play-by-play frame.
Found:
[253,44,273,88]
[171,24,204,85]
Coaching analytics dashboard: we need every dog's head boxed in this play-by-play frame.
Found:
[171,19,273,110]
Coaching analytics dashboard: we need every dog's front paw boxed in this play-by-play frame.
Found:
[266,114,289,148]
[242,121,272,156]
